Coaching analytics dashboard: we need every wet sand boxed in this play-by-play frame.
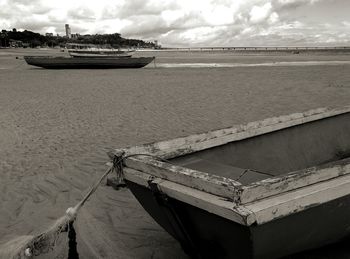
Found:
[0,48,350,258]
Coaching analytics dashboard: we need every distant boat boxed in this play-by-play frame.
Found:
[24,56,154,69]
[68,50,135,58]
[66,43,135,58]
[109,106,350,259]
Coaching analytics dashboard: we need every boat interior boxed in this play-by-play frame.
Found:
[171,112,350,185]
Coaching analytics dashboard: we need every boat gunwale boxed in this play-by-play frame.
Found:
[122,167,255,225]
[121,166,350,226]
[113,106,350,205]
[67,50,135,58]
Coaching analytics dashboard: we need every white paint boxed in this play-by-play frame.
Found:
[245,173,350,224]
[125,157,240,200]
[123,167,350,226]
[123,168,254,225]
[113,106,350,225]
[118,106,350,160]
[116,106,350,203]
[240,162,350,204]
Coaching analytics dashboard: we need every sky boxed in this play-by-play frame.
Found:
[0,0,350,47]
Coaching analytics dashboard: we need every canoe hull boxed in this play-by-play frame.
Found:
[109,107,350,258]
[126,180,350,259]
[24,56,154,69]
[68,51,133,58]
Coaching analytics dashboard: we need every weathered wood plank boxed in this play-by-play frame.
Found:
[245,173,350,225]
[123,145,350,205]
[115,106,350,160]
[123,167,154,186]
[238,159,350,204]
[123,168,255,225]
[111,106,350,204]
[123,168,350,226]
[125,157,241,200]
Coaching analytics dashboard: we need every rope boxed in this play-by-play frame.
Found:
[234,168,274,181]
[67,152,170,216]
[110,152,174,186]
[0,156,120,258]
[234,169,249,181]
[20,163,115,258]
[65,164,114,218]
[68,222,79,259]
[12,56,26,70]
[11,152,165,258]
[3,151,260,258]
[126,153,171,163]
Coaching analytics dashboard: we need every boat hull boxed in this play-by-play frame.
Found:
[24,56,154,69]
[109,107,350,258]
[68,51,134,58]
[126,180,350,259]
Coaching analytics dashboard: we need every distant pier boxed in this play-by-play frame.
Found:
[155,46,350,54]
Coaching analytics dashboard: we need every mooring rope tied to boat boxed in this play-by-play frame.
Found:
[16,163,116,259]
[0,151,278,258]
[0,152,173,258]
[1,150,281,258]
[111,152,175,184]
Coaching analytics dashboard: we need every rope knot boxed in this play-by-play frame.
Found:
[112,151,127,188]
[65,207,78,219]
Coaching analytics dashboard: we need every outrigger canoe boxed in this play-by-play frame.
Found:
[24,56,154,69]
[109,106,350,259]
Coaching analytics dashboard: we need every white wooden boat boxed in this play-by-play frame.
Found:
[68,50,134,58]
[109,106,350,259]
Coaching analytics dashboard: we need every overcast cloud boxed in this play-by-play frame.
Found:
[0,0,349,47]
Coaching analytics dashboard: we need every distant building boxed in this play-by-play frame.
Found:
[9,39,22,47]
[71,33,80,39]
[45,33,54,37]
[154,40,161,49]
[65,24,71,38]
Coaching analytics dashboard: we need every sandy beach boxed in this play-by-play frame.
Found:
[1,48,350,258]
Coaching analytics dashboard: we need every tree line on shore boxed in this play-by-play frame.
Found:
[0,29,156,48]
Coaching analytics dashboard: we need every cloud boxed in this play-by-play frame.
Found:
[67,7,96,21]
[1,0,349,47]
[342,21,350,27]
[115,0,179,19]
[250,3,272,24]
